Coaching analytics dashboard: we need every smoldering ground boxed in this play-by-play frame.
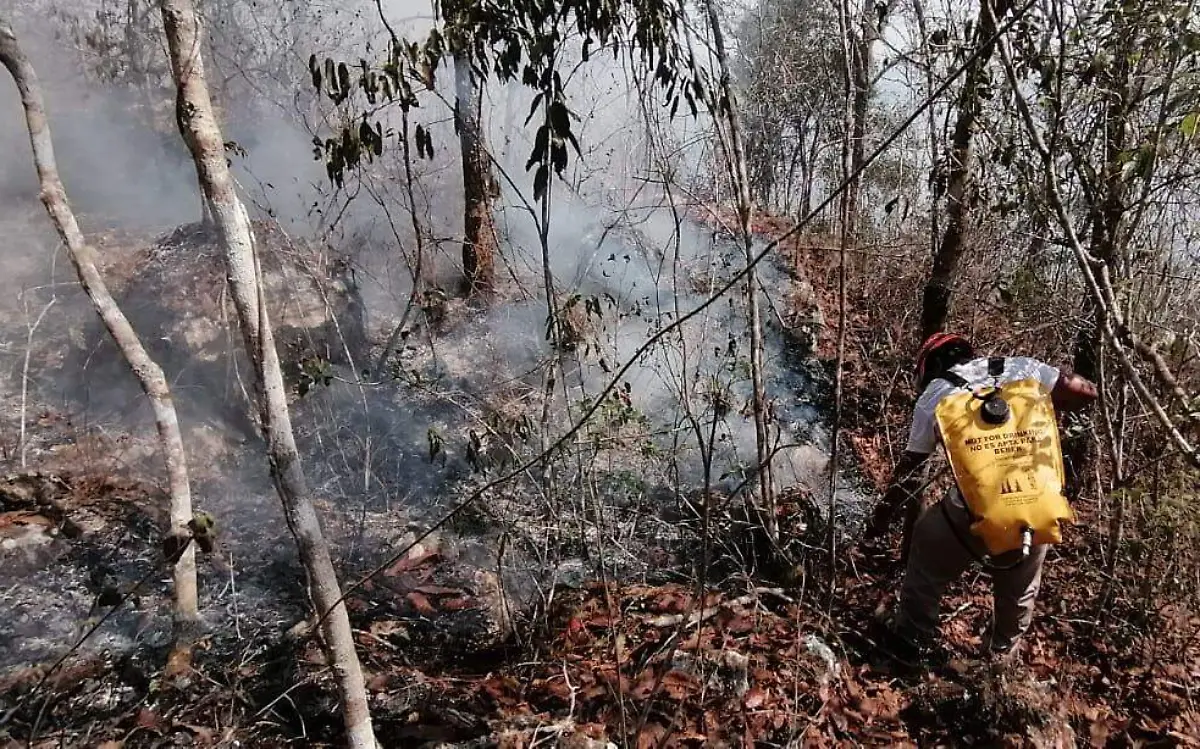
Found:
[0,0,865,674]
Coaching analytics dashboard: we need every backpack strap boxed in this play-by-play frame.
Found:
[988,356,1006,378]
[938,369,969,389]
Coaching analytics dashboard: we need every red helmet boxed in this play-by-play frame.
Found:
[915,332,973,386]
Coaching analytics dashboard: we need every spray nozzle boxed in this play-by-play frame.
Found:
[977,388,1011,425]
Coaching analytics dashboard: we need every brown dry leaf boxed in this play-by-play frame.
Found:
[366,672,391,692]
[751,667,774,682]
[651,592,691,614]
[135,708,164,731]
[743,686,768,709]
[384,548,440,577]
[636,722,669,749]
[177,724,216,745]
[302,642,326,665]
[727,613,756,634]
[857,696,877,717]
[535,676,572,702]
[406,591,436,616]
[661,669,700,701]
[369,619,407,638]
[673,729,708,744]
[714,606,738,631]
[440,596,476,611]
[586,614,615,628]
[630,669,657,699]
[163,646,193,680]
[413,584,461,596]
[481,674,522,706]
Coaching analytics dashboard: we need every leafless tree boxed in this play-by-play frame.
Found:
[701,0,778,542]
[0,13,200,670]
[155,0,377,744]
[919,0,1014,338]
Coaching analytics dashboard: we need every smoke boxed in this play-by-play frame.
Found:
[0,0,865,671]
[0,0,858,513]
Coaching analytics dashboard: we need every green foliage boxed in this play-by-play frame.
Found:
[296,356,334,397]
[1181,111,1199,139]
[187,511,217,554]
[308,0,704,199]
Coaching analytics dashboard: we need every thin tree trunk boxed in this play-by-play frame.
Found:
[155,2,377,746]
[910,0,941,260]
[1064,13,1135,491]
[801,117,821,219]
[454,50,497,298]
[845,2,885,235]
[0,15,199,665]
[830,0,856,592]
[919,0,1013,338]
[781,141,801,216]
[701,0,777,543]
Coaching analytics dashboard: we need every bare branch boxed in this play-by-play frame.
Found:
[993,16,1199,468]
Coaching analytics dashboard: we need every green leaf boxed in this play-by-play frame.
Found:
[1182,112,1199,139]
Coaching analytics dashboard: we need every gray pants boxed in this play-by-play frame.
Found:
[895,489,1049,653]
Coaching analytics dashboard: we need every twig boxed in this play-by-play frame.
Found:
[228,550,242,640]
[13,537,193,740]
[310,0,1042,631]
[253,676,316,720]
[19,294,55,468]
[993,17,1199,468]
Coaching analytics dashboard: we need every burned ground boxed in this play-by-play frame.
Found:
[0,203,1196,747]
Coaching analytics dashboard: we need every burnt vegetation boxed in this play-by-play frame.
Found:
[0,0,1198,746]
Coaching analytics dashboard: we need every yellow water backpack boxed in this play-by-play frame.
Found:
[934,357,1074,557]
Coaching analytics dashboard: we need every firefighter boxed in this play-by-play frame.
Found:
[863,333,1098,662]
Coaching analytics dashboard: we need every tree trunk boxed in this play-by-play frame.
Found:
[454,50,497,298]
[155,2,377,746]
[845,2,885,235]
[1065,27,1132,492]
[702,0,777,543]
[911,0,941,261]
[175,91,214,226]
[0,15,199,664]
[919,0,1013,338]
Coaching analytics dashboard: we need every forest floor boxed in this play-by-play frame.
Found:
[1,214,1198,747]
[3,477,1196,747]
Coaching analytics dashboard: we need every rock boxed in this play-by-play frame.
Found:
[803,633,840,683]
[671,648,750,699]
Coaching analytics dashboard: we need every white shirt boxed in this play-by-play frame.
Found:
[906,356,1061,455]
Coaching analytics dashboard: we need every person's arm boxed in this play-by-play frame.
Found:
[863,450,930,541]
[1051,371,1099,412]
